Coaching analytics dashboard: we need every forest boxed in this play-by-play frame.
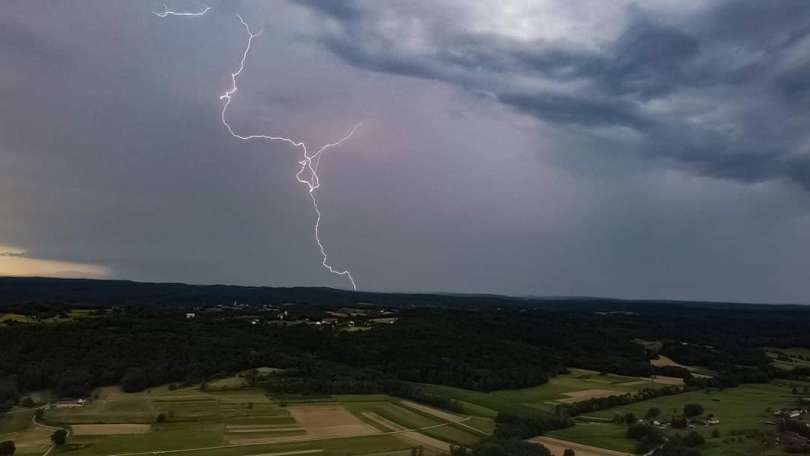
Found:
[2,289,810,411]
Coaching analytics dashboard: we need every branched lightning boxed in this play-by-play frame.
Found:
[155,7,360,290]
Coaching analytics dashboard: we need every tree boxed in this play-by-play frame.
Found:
[55,370,92,398]
[683,403,704,418]
[683,430,705,447]
[0,379,19,410]
[0,440,15,456]
[563,449,575,456]
[471,439,551,456]
[627,423,661,441]
[50,429,67,446]
[646,407,662,419]
[121,368,148,393]
[244,369,258,387]
[624,412,638,425]
[671,415,688,429]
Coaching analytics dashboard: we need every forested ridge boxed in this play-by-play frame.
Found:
[1,302,809,408]
[2,277,810,418]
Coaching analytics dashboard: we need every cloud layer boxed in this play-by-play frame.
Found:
[298,0,810,189]
[1,1,810,303]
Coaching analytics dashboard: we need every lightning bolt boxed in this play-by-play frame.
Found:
[153,4,211,18]
[155,8,360,290]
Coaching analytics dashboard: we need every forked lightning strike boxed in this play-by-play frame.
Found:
[155,6,359,290]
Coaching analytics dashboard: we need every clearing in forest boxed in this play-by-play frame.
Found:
[650,355,685,368]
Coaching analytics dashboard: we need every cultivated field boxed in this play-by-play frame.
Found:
[548,381,809,456]
[649,354,716,378]
[421,368,683,416]
[650,355,685,368]
[767,347,810,370]
[9,367,803,456]
[0,376,491,456]
[287,404,379,437]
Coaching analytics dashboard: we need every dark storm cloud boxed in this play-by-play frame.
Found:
[4,0,810,303]
[498,92,650,130]
[296,0,810,191]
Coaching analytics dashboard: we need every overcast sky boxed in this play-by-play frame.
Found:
[2,0,810,303]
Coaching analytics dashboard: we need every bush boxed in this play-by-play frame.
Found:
[657,439,703,456]
[627,423,662,442]
[493,413,571,440]
[469,439,551,456]
[121,368,148,393]
[0,440,15,456]
[636,435,663,454]
[55,370,93,398]
[671,415,688,429]
[0,379,19,406]
[683,403,704,417]
[50,430,67,446]
[683,430,706,447]
[450,446,469,456]
[0,401,12,414]
[624,412,638,425]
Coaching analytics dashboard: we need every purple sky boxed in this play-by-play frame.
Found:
[2,0,810,303]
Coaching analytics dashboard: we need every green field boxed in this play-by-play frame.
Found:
[11,369,806,456]
[340,396,488,447]
[0,408,35,434]
[0,381,490,456]
[0,408,53,455]
[549,381,808,456]
[767,347,810,370]
[421,368,679,416]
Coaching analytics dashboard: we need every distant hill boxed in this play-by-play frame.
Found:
[0,276,805,310]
